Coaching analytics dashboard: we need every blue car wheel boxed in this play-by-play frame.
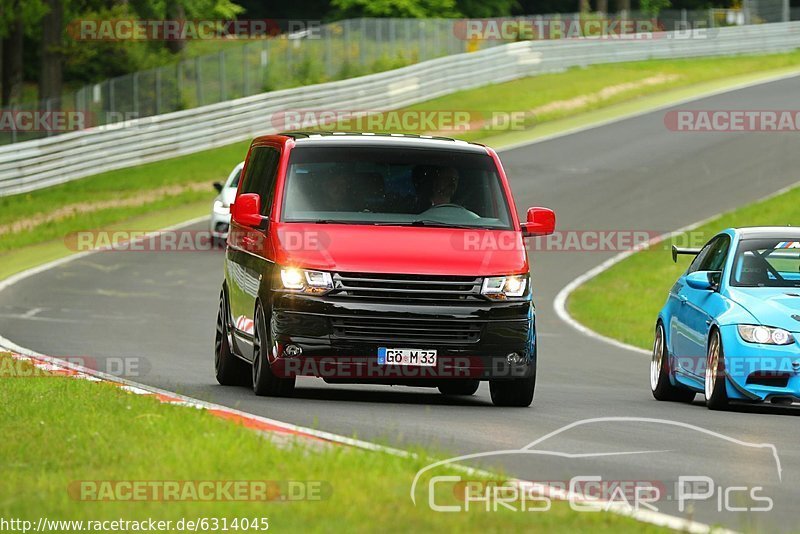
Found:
[651,322,696,403]
[705,329,730,410]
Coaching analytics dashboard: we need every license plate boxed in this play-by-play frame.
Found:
[378,347,437,366]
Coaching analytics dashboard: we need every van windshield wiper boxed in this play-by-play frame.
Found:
[371,220,488,229]
[300,219,496,229]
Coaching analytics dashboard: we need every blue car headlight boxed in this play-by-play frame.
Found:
[737,324,794,345]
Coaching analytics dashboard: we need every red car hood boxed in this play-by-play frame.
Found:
[271,222,528,276]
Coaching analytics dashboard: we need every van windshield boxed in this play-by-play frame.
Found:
[281,146,514,229]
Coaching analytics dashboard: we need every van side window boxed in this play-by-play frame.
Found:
[240,146,281,216]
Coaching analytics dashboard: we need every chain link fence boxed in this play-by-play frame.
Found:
[0,9,792,146]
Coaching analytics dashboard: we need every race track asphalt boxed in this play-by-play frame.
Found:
[3,75,800,531]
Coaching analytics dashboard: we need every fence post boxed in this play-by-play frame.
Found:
[176,62,183,109]
[243,43,249,96]
[261,40,269,91]
[419,20,426,60]
[359,18,366,66]
[324,25,332,77]
[45,98,53,136]
[219,50,226,102]
[389,18,396,58]
[195,56,203,106]
[109,79,115,118]
[155,68,162,114]
[344,19,350,65]
[11,104,18,143]
[133,72,139,118]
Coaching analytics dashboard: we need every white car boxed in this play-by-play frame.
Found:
[210,161,244,243]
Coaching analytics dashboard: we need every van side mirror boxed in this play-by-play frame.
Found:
[231,193,266,228]
[213,181,224,193]
[521,207,556,237]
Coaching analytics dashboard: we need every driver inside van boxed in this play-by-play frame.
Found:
[414,166,460,212]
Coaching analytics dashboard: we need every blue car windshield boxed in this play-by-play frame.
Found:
[281,146,513,230]
[731,238,800,287]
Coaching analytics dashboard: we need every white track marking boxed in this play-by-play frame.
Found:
[553,182,800,355]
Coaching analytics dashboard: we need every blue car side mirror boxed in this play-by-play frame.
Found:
[685,270,718,290]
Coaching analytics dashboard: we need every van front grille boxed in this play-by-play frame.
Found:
[330,272,483,304]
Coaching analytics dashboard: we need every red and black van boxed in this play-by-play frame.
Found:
[214,132,555,407]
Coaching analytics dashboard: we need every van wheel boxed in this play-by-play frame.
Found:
[214,290,250,386]
[490,371,536,407]
[252,304,296,397]
[438,380,480,396]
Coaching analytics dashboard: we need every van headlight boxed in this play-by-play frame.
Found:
[481,275,527,300]
[279,268,334,294]
[737,325,794,345]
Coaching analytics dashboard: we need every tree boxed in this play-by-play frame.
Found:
[456,0,518,17]
[331,0,461,18]
[0,0,46,106]
[40,0,63,104]
[640,0,671,16]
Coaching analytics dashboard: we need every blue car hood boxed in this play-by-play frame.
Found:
[726,287,800,331]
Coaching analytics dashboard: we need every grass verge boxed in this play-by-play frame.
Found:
[568,185,800,350]
[0,354,662,532]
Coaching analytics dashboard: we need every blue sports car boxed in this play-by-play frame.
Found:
[652,227,800,410]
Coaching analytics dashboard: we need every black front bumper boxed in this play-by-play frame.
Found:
[268,292,536,383]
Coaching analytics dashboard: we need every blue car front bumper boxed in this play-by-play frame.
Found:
[719,325,800,402]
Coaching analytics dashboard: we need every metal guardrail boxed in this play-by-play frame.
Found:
[1,22,799,196]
